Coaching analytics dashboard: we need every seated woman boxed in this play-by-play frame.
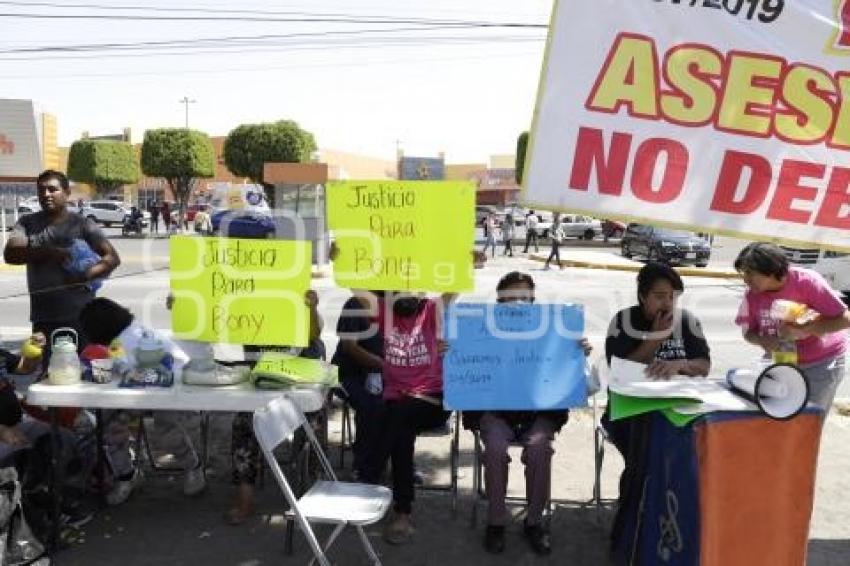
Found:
[463,271,591,556]
[734,242,849,411]
[331,290,385,480]
[602,262,711,551]
[226,290,325,525]
[360,291,456,545]
[79,298,203,505]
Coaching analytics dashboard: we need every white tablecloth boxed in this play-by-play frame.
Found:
[26,381,326,413]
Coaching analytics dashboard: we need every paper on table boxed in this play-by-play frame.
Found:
[608,357,759,416]
[608,356,648,387]
[671,387,756,415]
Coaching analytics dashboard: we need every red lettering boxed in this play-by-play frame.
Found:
[840,0,850,48]
[766,160,825,224]
[568,127,632,194]
[815,166,850,229]
[710,150,772,214]
[630,138,689,203]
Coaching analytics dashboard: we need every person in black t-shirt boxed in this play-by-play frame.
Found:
[602,262,711,552]
[3,170,120,362]
[605,264,711,378]
[331,291,385,479]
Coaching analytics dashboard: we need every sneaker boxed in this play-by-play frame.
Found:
[183,466,207,497]
[383,513,415,545]
[412,468,425,486]
[523,521,552,556]
[106,469,142,506]
[483,525,506,554]
[60,498,95,530]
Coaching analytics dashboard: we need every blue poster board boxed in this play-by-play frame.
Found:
[443,303,588,410]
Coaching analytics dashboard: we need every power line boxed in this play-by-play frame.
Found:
[0,48,541,80]
[0,24,540,56]
[0,1,547,27]
[0,11,548,26]
[0,35,544,62]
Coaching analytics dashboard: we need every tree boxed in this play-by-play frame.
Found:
[223,120,317,205]
[140,129,215,230]
[515,131,529,185]
[67,139,140,198]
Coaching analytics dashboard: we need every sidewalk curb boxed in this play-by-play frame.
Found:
[528,254,740,279]
[0,263,24,272]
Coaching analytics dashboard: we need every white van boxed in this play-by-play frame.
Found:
[208,183,270,214]
[781,246,850,303]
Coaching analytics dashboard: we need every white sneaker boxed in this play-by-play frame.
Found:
[106,469,142,506]
[183,466,207,496]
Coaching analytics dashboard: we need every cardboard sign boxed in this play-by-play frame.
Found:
[169,236,312,346]
[443,303,588,410]
[524,1,850,250]
[326,180,475,292]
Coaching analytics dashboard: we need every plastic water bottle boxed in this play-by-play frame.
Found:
[365,372,383,395]
[773,340,798,365]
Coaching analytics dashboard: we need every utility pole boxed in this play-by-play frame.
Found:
[179,96,196,128]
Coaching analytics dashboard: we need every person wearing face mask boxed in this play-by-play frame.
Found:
[602,261,711,552]
[463,271,591,555]
[359,290,456,545]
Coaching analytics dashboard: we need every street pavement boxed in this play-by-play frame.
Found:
[0,230,849,564]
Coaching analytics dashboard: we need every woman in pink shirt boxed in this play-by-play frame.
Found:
[734,243,850,410]
[360,291,456,545]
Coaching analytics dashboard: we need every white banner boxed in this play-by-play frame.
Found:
[524,0,850,250]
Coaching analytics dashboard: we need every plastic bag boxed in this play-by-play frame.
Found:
[0,467,47,566]
[62,239,103,292]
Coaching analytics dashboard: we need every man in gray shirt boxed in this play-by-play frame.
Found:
[3,170,121,357]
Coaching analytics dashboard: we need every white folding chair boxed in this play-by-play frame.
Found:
[254,397,392,566]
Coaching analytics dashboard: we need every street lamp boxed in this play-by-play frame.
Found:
[179,96,197,128]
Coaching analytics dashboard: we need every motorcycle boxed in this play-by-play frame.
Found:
[122,214,144,237]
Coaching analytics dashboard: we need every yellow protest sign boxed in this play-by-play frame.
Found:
[169,236,312,346]
[326,180,475,292]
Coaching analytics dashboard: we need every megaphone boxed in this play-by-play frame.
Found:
[726,363,809,420]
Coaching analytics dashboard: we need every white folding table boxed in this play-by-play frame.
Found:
[26,380,327,413]
[25,380,329,553]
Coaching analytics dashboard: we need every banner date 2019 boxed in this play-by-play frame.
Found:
[653,0,784,23]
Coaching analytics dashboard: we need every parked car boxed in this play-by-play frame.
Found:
[18,201,79,216]
[83,200,149,227]
[621,224,711,267]
[540,214,602,240]
[601,219,626,240]
[780,246,850,305]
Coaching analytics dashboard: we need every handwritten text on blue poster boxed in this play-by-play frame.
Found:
[443,303,587,410]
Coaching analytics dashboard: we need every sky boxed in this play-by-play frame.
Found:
[0,0,552,163]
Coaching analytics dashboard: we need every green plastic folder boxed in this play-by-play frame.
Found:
[608,391,702,427]
[251,352,338,390]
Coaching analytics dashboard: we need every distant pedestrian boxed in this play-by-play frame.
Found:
[161,202,171,233]
[193,205,212,236]
[523,210,539,254]
[544,214,564,270]
[149,202,160,234]
[502,214,515,257]
[482,214,497,258]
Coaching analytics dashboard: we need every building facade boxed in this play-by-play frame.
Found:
[0,98,59,179]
